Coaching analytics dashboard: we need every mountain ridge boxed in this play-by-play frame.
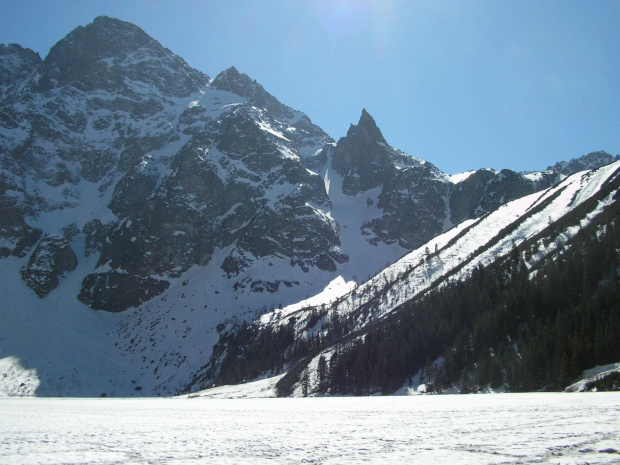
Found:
[203,161,620,395]
[0,16,617,396]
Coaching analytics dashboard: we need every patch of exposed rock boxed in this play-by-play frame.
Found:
[21,236,77,297]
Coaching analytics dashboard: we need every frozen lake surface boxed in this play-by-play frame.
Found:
[1,393,619,464]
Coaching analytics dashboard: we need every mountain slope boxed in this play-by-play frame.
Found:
[0,17,341,395]
[200,161,620,395]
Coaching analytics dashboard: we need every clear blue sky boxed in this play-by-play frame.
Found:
[1,0,618,174]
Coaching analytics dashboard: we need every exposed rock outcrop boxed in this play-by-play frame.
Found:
[21,236,77,297]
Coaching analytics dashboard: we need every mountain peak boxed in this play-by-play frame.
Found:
[0,43,41,100]
[547,150,619,177]
[359,108,373,124]
[92,15,127,25]
[221,65,241,76]
[36,16,208,96]
[37,16,159,91]
[46,15,155,63]
[346,108,387,146]
[211,66,297,120]
[211,66,256,96]
[332,109,394,194]
[0,43,40,59]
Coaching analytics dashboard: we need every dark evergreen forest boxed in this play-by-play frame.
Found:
[322,197,620,394]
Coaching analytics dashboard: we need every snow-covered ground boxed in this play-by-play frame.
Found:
[184,374,283,399]
[566,363,620,392]
[1,394,619,464]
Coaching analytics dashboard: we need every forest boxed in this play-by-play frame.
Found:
[319,194,620,394]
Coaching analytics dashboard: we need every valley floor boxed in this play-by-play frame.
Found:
[1,393,619,464]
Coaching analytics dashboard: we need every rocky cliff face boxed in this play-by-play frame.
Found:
[332,109,396,195]
[0,44,41,101]
[326,110,561,251]
[1,17,341,313]
[1,17,603,315]
[21,235,77,298]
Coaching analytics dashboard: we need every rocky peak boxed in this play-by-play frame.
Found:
[547,151,619,177]
[0,44,41,101]
[20,235,77,298]
[65,16,155,54]
[211,66,256,97]
[0,43,41,78]
[332,109,394,194]
[38,16,153,88]
[36,16,208,96]
[212,66,294,120]
[352,108,388,146]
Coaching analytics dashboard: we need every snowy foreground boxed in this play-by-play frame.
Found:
[1,394,619,464]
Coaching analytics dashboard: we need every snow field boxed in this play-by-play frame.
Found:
[1,393,619,464]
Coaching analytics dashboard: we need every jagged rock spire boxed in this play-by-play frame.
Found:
[353,108,388,146]
[332,109,394,194]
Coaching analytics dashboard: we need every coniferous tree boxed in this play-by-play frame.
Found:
[301,369,310,397]
[316,355,327,394]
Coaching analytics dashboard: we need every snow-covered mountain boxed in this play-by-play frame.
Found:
[0,17,616,396]
[204,161,620,395]
[272,162,620,333]
[547,150,619,177]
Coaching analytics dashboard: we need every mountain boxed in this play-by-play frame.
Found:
[204,161,620,395]
[0,17,616,396]
[547,150,619,177]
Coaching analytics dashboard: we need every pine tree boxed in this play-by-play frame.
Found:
[317,355,327,394]
[301,369,310,397]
